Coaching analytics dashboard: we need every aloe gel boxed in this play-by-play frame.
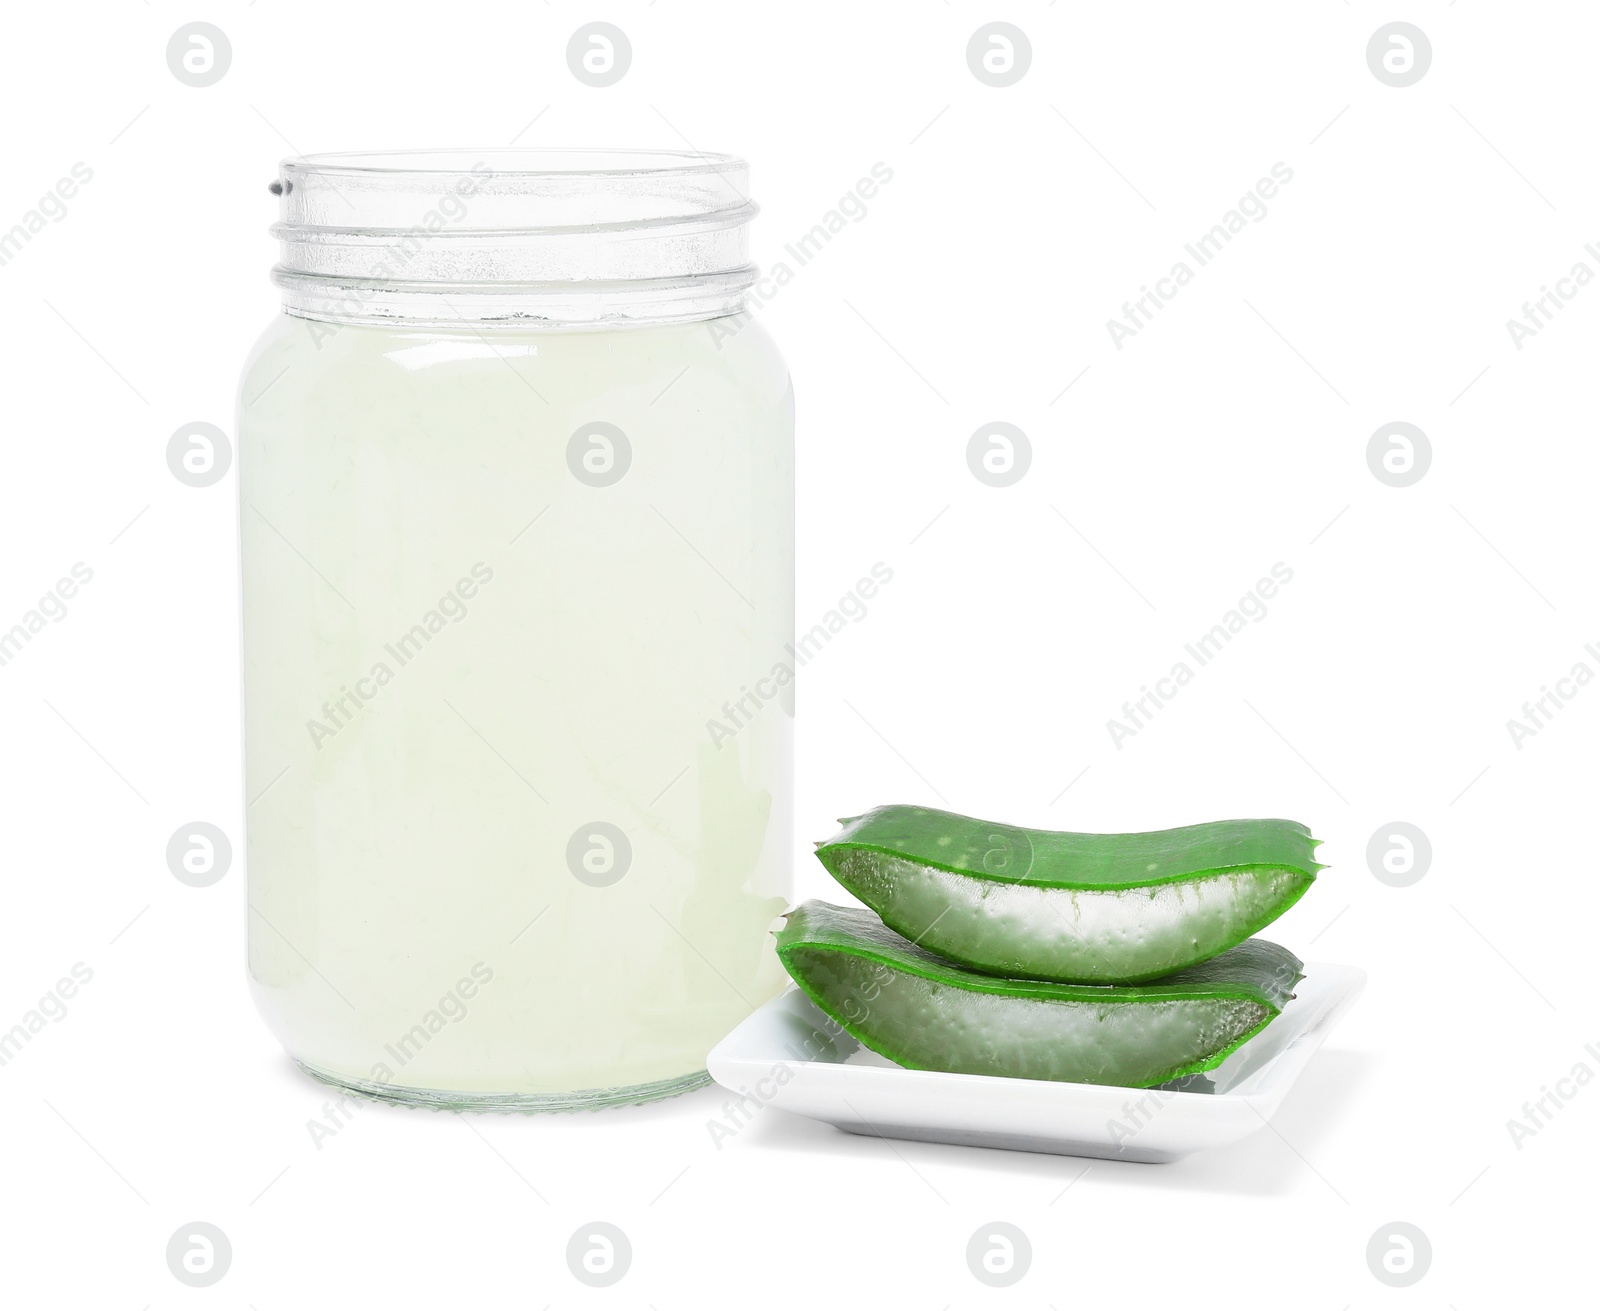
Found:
[816,806,1321,983]
[777,901,1302,1088]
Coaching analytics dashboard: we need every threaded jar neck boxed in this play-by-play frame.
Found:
[269,149,758,330]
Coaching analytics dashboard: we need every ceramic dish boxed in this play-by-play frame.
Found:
[706,963,1363,1162]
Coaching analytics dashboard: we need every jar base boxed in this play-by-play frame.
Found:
[292,1058,712,1113]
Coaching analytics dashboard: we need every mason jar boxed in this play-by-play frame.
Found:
[238,150,794,1109]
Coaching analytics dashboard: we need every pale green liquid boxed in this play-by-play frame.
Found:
[239,313,794,1100]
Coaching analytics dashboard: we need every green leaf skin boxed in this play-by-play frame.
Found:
[816,806,1323,984]
[776,901,1304,1088]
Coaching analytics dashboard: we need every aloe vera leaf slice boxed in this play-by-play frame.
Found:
[776,901,1303,1088]
[815,806,1322,984]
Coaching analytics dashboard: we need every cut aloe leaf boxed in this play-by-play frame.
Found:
[777,901,1302,1088]
[816,806,1322,984]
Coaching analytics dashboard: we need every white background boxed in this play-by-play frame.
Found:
[1,1,1593,1304]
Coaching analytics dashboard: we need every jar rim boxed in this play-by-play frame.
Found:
[269,147,758,328]
[283,148,747,180]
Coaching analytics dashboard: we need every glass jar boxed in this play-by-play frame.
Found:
[238,150,794,1109]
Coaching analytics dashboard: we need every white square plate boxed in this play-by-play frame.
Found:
[707,963,1364,1162]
